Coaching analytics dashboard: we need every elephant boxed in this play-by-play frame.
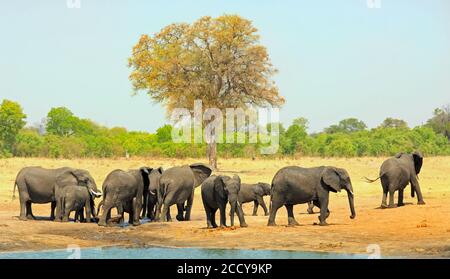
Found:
[307,201,315,214]
[141,167,163,220]
[155,163,212,222]
[97,167,151,226]
[201,175,248,228]
[267,166,356,226]
[60,185,98,223]
[364,151,425,208]
[234,182,271,216]
[13,167,101,221]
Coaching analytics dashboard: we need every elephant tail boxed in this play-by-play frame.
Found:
[158,181,169,205]
[60,196,65,218]
[97,200,104,216]
[363,176,381,183]
[268,183,273,213]
[12,181,17,200]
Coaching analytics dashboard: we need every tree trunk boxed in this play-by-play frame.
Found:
[207,142,218,170]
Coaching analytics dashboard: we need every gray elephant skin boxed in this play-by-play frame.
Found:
[365,151,425,208]
[98,167,151,226]
[268,166,356,226]
[141,167,163,220]
[155,163,212,222]
[237,182,271,216]
[13,166,100,221]
[60,185,98,223]
[201,175,248,228]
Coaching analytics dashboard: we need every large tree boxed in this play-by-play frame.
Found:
[128,15,284,169]
[0,99,27,153]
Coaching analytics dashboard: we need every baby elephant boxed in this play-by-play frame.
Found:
[60,185,97,223]
[201,175,248,228]
[236,182,271,216]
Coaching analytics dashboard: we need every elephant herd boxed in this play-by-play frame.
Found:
[12,151,425,228]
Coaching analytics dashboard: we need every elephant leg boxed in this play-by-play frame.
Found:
[62,208,70,222]
[85,201,92,223]
[74,209,80,222]
[236,203,248,227]
[26,201,35,220]
[381,189,388,208]
[257,196,269,216]
[19,198,27,221]
[285,204,299,226]
[388,189,396,208]
[211,208,218,228]
[154,200,163,222]
[313,200,329,218]
[219,204,227,228]
[54,200,62,222]
[132,198,141,226]
[176,203,185,221]
[318,197,329,226]
[204,206,214,228]
[307,201,314,214]
[184,189,195,221]
[50,201,56,221]
[141,194,148,219]
[161,203,170,222]
[98,204,112,226]
[267,200,283,226]
[398,189,405,207]
[411,177,425,205]
[252,201,258,216]
[80,209,85,222]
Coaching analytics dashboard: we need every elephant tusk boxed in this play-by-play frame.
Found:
[149,190,156,195]
[89,189,102,197]
[348,190,354,196]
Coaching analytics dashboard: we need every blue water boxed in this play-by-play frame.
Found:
[0,246,368,259]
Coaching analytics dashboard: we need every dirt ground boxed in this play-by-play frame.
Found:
[0,157,449,258]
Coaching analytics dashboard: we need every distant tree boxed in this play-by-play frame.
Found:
[379,117,409,129]
[156,125,173,143]
[266,122,286,135]
[292,117,309,130]
[324,118,367,133]
[280,120,308,155]
[426,105,450,140]
[0,99,27,153]
[46,107,78,136]
[128,15,284,169]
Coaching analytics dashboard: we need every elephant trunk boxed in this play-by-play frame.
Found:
[230,201,237,226]
[346,185,356,219]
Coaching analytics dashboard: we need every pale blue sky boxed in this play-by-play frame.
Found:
[0,0,449,133]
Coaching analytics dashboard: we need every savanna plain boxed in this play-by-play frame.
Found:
[0,157,449,258]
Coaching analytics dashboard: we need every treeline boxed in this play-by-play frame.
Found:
[0,99,449,158]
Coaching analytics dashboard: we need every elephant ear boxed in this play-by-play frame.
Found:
[412,151,423,175]
[394,152,405,159]
[254,183,264,196]
[259,183,271,195]
[321,167,341,192]
[69,169,89,185]
[232,175,241,191]
[213,176,227,197]
[190,163,212,186]
[139,167,150,174]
